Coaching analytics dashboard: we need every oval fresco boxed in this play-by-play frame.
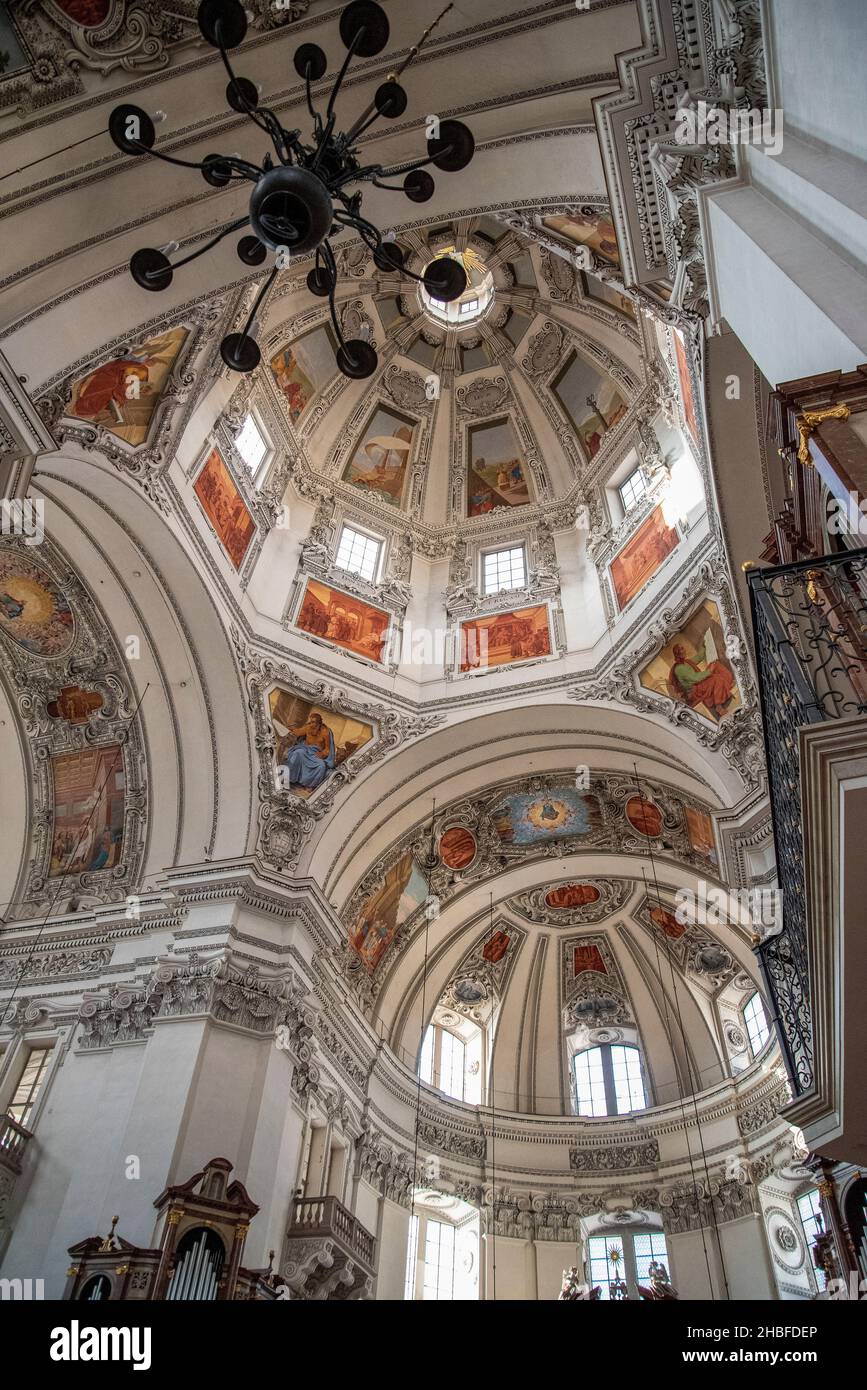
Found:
[439,826,477,870]
[0,551,75,657]
[53,1,111,28]
[544,883,601,910]
[625,794,662,838]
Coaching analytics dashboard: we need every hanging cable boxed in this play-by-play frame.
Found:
[485,890,497,1302]
[409,797,437,1251]
[632,760,731,1300]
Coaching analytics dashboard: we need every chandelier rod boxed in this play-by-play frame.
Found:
[342,2,454,147]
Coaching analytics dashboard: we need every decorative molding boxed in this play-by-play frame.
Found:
[231,626,445,872]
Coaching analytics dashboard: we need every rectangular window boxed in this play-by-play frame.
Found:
[618,466,648,514]
[404,1213,420,1300]
[633,1231,670,1286]
[460,299,479,315]
[7,1045,53,1128]
[744,992,771,1056]
[440,1029,466,1102]
[423,1219,456,1300]
[587,1235,624,1300]
[235,413,268,474]
[482,545,526,596]
[335,524,382,583]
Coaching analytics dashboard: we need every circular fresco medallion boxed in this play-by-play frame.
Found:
[453,977,486,1005]
[696,945,731,974]
[544,882,601,910]
[0,551,75,657]
[625,794,662,838]
[439,825,477,870]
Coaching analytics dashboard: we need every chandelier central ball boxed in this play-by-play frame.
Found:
[248,166,333,256]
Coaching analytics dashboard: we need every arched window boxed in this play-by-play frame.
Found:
[419,1020,482,1105]
[572,1044,648,1116]
[743,992,771,1056]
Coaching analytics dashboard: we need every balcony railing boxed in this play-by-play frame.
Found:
[748,547,867,1096]
[287,1196,376,1271]
[0,1112,33,1175]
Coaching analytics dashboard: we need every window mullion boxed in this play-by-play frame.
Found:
[601,1045,616,1116]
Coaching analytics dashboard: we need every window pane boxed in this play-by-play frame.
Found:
[587,1235,624,1300]
[619,467,647,513]
[419,1027,434,1085]
[335,525,381,583]
[611,1045,647,1114]
[404,1214,419,1299]
[235,413,268,473]
[483,546,526,595]
[8,1046,53,1127]
[634,1231,670,1285]
[574,1047,607,1117]
[423,1220,456,1300]
[797,1189,826,1290]
[744,992,770,1056]
[440,1029,466,1102]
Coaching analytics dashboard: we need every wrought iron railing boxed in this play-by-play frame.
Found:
[748,548,867,1096]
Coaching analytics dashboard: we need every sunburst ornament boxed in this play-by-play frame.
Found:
[109,1,474,378]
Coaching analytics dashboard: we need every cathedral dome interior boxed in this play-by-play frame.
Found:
[1,0,866,1329]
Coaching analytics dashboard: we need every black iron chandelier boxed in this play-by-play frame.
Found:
[108,0,474,378]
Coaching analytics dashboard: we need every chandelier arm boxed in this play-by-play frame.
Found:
[216,37,274,141]
[239,265,279,339]
[335,144,453,192]
[155,216,251,277]
[322,242,347,349]
[127,141,257,180]
[304,62,322,130]
[378,148,452,179]
[334,212,417,282]
[332,161,385,190]
[309,113,336,172]
[326,26,366,120]
[343,2,454,146]
[371,175,419,192]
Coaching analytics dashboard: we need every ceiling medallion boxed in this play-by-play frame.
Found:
[108,0,474,378]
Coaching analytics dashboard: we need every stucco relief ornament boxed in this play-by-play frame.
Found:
[455,376,510,418]
[0,539,147,920]
[35,296,228,512]
[231,628,444,872]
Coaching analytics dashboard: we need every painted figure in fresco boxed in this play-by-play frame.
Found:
[70,357,152,426]
[89,830,112,871]
[0,591,25,618]
[668,636,735,721]
[276,712,336,793]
